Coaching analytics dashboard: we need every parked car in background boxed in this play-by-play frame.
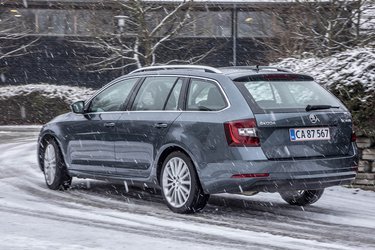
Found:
[38,65,358,213]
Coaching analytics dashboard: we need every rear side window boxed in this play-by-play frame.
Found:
[132,76,179,111]
[235,79,343,113]
[187,79,227,111]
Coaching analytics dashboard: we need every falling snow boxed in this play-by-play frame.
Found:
[0,84,96,103]
[273,47,375,93]
[0,126,374,250]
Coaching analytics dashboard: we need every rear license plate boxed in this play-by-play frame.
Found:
[289,127,330,141]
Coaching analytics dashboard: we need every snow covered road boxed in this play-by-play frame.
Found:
[0,126,374,250]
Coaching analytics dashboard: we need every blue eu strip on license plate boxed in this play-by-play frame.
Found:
[290,129,296,141]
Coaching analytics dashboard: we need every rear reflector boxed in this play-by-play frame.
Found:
[351,131,357,142]
[231,173,270,178]
[224,118,260,147]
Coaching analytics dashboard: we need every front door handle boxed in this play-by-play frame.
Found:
[153,123,168,128]
[104,122,116,128]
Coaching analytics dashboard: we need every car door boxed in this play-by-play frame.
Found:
[114,76,184,178]
[66,77,139,175]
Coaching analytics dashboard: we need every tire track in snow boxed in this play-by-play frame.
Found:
[1,127,374,250]
[10,175,374,250]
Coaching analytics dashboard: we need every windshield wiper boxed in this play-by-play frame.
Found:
[306,105,340,112]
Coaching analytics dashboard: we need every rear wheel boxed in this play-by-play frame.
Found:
[42,139,72,190]
[279,189,324,206]
[160,151,209,213]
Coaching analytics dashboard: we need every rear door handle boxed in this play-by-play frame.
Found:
[153,123,168,128]
[104,122,116,128]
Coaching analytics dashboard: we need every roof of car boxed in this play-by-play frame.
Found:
[126,65,314,81]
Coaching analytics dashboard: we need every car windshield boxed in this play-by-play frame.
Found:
[235,80,343,113]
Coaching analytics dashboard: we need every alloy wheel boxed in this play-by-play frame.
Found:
[162,157,192,208]
[44,144,57,185]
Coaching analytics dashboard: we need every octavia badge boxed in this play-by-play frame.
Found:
[309,114,320,124]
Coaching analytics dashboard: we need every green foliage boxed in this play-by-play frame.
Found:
[331,84,375,137]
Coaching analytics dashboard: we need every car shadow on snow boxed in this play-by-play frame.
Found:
[69,179,335,219]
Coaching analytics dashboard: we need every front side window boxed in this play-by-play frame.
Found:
[187,79,227,111]
[89,78,138,112]
[132,77,179,111]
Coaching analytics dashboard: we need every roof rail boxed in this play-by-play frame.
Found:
[222,66,291,73]
[129,65,222,74]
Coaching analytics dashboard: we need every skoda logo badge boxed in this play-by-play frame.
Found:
[309,114,320,124]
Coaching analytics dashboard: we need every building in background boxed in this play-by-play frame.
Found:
[0,0,357,88]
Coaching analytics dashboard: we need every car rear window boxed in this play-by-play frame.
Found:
[234,76,343,113]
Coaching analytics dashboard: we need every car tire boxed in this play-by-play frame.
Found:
[160,151,209,214]
[279,189,324,206]
[41,138,72,190]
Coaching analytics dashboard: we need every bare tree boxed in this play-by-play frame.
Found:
[0,8,39,62]
[296,0,374,53]
[248,0,374,62]
[351,0,374,45]
[71,0,217,73]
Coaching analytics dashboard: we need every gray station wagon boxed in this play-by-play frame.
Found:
[38,65,358,213]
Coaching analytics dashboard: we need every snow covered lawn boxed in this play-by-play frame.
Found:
[0,126,374,250]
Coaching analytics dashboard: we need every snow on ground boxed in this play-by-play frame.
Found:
[0,126,374,250]
[273,47,375,94]
[0,84,96,103]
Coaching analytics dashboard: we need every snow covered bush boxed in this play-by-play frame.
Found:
[0,84,95,125]
[273,47,375,136]
[0,84,95,103]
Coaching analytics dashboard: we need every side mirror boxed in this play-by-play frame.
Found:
[71,100,85,114]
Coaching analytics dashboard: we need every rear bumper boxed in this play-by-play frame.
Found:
[199,153,358,194]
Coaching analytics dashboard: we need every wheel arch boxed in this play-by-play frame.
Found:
[155,144,206,191]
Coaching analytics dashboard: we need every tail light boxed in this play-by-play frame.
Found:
[224,119,260,147]
[231,173,269,178]
[351,131,357,142]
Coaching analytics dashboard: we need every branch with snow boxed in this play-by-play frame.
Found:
[0,84,96,104]
[252,0,374,61]
[68,0,209,73]
[0,13,39,60]
[0,37,39,60]
[273,47,375,94]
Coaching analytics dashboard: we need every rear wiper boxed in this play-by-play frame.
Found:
[305,105,340,112]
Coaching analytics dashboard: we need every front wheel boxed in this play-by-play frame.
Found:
[279,189,324,206]
[42,139,72,190]
[160,151,209,213]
